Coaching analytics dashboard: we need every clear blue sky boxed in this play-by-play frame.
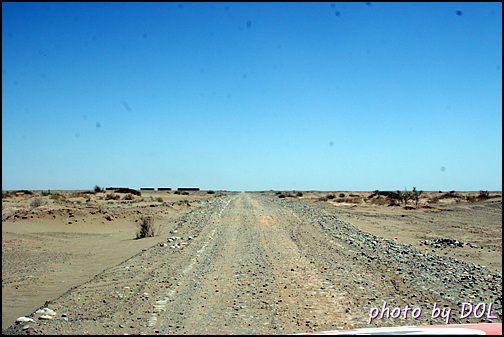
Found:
[2,2,502,191]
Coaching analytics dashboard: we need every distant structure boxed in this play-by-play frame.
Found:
[177,187,200,191]
[105,187,125,191]
[140,188,155,191]
[158,187,172,191]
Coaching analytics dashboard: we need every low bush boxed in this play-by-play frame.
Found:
[326,194,335,199]
[278,194,286,198]
[30,198,43,208]
[369,196,388,206]
[49,193,65,201]
[135,215,161,239]
[15,190,33,195]
[2,191,13,199]
[478,190,489,200]
[106,193,120,200]
[440,191,462,199]
[124,194,135,200]
[207,190,215,194]
[116,188,141,196]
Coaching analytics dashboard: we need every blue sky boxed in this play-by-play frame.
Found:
[2,2,502,191]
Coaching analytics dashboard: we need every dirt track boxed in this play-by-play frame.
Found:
[3,192,502,334]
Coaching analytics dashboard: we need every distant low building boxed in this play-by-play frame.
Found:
[140,188,155,191]
[177,187,200,191]
[158,187,172,191]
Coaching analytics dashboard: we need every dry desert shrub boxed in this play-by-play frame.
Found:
[2,191,14,199]
[346,197,363,204]
[30,198,43,208]
[124,193,135,200]
[369,196,389,206]
[478,190,489,200]
[105,193,120,200]
[136,215,162,239]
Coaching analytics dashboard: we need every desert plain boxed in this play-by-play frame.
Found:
[2,189,502,334]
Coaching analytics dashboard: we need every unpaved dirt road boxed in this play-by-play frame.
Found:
[3,192,502,334]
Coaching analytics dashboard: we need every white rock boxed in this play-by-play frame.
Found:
[37,308,56,316]
[39,315,53,320]
[16,317,34,323]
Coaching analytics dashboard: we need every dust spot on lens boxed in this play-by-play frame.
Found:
[335,11,341,17]
[122,101,132,113]
[329,141,334,147]
[456,10,463,16]
[246,21,252,28]
[96,122,101,129]
[441,166,446,172]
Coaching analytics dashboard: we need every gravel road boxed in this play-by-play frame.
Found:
[4,192,502,334]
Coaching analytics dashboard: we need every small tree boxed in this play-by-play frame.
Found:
[412,187,423,206]
[393,190,403,205]
[400,188,416,206]
[478,190,489,200]
[94,185,102,193]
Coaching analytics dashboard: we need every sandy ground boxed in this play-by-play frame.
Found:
[2,190,225,331]
[297,191,502,274]
[2,190,501,334]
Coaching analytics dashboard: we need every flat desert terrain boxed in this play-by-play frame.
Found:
[2,189,502,334]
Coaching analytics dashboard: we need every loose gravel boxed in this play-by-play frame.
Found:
[3,193,501,335]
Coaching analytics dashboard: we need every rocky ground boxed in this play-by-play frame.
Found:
[2,190,502,334]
